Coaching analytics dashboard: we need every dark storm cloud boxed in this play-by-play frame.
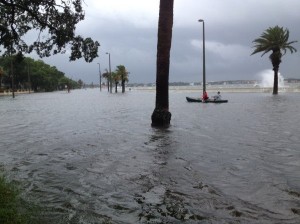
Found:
[39,0,300,84]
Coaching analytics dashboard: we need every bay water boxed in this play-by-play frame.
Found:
[0,89,299,223]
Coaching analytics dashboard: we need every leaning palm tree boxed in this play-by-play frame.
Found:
[151,0,174,127]
[251,26,297,94]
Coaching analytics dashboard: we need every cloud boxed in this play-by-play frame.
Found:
[191,39,250,61]
[84,0,159,28]
[28,0,300,84]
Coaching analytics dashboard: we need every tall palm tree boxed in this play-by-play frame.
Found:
[115,65,129,93]
[251,26,297,94]
[151,0,174,127]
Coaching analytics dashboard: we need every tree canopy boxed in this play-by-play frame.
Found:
[0,55,79,91]
[251,25,297,94]
[0,0,99,62]
[115,65,129,93]
[251,26,297,57]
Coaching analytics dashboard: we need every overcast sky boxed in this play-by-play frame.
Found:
[37,0,300,84]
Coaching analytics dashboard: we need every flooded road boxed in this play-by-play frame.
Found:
[0,89,299,223]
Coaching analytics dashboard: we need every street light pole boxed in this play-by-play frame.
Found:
[106,52,112,93]
[198,19,206,94]
[97,62,102,91]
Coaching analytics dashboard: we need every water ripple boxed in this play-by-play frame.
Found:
[0,90,299,223]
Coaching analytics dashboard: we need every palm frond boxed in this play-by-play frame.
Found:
[251,25,297,57]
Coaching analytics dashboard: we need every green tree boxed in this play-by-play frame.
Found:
[29,59,64,92]
[111,71,120,93]
[151,0,174,127]
[0,56,78,92]
[58,76,78,92]
[102,69,110,92]
[0,66,4,89]
[115,65,129,93]
[251,26,297,94]
[78,79,84,89]
[0,52,24,96]
[0,0,99,62]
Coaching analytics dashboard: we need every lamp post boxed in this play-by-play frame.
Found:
[198,19,206,94]
[97,62,102,91]
[106,52,112,93]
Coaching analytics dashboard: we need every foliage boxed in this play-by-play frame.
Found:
[0,66,4,88]
[111,71,119,92]
[101,69,110,80]
[0,176,37,224]
[0,0,99,62]
[115,65,129,82]
[115,65,129,93]
[77,79,84,88]
[251,26,297,57]
[101,66,130,93]
[111,72,119,83]
[101,68,110,91]
[0,55,78,92]
[251,25,297,94]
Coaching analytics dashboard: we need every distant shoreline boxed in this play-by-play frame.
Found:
[132,84,300,93]
[1,85,300,96]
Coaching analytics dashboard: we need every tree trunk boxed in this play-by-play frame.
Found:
[273,69,279,95]
[151,0,174,127]
[271,50,281,95]
[122,75,125,93]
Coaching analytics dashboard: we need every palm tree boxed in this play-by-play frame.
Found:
[115,65,129,93]
[111,72,120,93]
[151,0,174,127]
[102,69,110,92]
[251,26,297,94]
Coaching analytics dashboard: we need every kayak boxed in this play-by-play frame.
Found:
[186,96,228,103]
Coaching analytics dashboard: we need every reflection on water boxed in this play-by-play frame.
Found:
[0,89,300,223]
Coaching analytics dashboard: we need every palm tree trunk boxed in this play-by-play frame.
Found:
[151,0,174,127]
[122,80,125,93]
[273,69,279,94]
[271,50,281,95]
[121,74,125,93]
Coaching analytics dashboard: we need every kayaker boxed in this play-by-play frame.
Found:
[202,91,209,101]
[213,91,221,100]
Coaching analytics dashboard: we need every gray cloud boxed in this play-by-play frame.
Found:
[37,0,300,84]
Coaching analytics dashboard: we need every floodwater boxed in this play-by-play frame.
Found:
[0,89,299,224]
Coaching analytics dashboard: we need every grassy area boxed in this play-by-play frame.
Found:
[0,176,38,224]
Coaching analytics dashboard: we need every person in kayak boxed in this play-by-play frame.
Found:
[202,91,209,101]
[213,91,221,101]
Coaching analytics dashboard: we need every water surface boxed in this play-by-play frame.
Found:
[0,89,299,223]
